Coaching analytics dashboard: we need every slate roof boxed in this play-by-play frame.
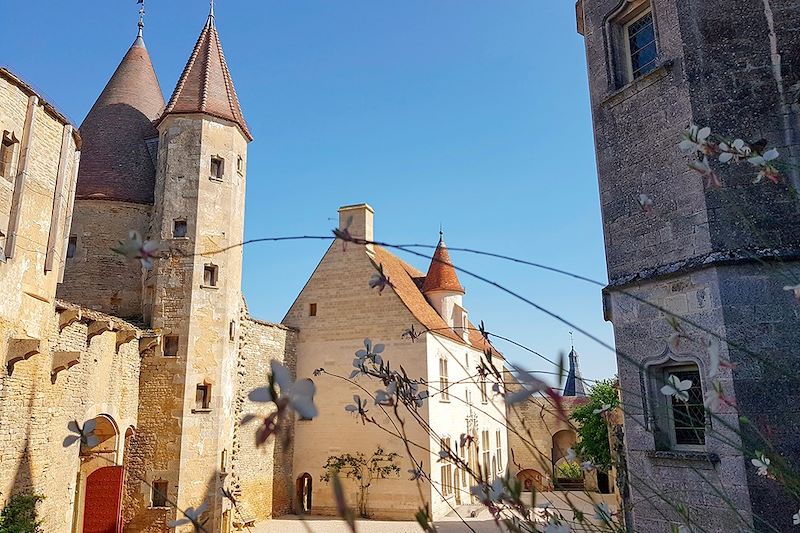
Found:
[76,35,164,203]
[159,13,252,141]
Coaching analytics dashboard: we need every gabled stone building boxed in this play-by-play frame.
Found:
[285,204,509,519]
[577,0,800,531]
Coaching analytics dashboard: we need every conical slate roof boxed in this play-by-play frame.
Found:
[422,236,465,294]
[77,34,164,203]
[563,348,587,397]
[159,13,252,141]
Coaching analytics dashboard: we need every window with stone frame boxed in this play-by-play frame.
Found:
[195,383,211,411]
[164,335,179,357]
[151,480,168,508]
[439,437,453,497]
[480,377,488,404]
[481,430,491,479]
[203,264,219,287]
[439,357,450,401]
[173,219,188,238]
[496,430,502,472]
[236,155,244,175]
[609,0,658,86]
[210,156,224,180]
[648,361,708,450]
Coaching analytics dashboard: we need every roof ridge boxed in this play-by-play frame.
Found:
[200,20,213,112]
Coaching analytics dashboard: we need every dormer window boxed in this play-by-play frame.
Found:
[210,157,224,180]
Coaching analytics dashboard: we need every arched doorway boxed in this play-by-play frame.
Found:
[72,415,123,533]
[296,473,313,514]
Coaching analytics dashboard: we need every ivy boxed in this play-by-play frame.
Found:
[570,379,620,472]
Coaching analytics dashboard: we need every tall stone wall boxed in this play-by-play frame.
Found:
[0,303,142,532]
[579,0,800,530]
[58,199,152,320]
[230,314,297,523]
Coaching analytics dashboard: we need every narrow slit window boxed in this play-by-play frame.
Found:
[203,264,218,287]
[196,384,211,410]
[164,335,179,357]
[309,303,317,317]
[66,235,77,259]
[173,220,187,238]
[210,157,224,180]
[152,480,168,508]
[237,155,244,174]
[229,320,236,341]
[439,358,450,401]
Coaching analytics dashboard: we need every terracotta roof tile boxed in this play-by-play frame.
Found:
[159,14,252,141]
[76,36,164,203]
[422,237,465,294]
[372,246,500,359]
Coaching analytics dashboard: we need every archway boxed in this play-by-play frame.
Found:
[516,469,545,492]
[551,429,582,490]
[296,473,313,513]
[72,415,123,533]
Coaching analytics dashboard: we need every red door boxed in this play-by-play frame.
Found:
[83,466,124,533]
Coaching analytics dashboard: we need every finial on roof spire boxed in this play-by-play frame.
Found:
[210,0,215,18]
[137,0,145,38]
[439,223,444,240]
[569,331,574,350]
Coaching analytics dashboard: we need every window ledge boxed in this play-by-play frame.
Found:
[601,60,674,109]
[439,399,451,403]
[191,408,212,414]
[200,285,219,290]
[646,450,719,464]
[209,176,224,183]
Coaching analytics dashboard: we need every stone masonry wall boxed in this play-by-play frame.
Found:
[58,199,152,321]
[0,305,142,532]
[230,313,297,523]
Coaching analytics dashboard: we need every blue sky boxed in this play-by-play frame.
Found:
[5,1,616,383]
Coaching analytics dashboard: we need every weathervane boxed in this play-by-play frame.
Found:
[137,0,145,37]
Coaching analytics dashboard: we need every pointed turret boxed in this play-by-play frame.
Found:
[159,10,252,141]
[76,29,165,203]
[563,347,587,397]
[422,235,465,295]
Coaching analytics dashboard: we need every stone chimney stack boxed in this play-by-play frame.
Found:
[338,203,374,247]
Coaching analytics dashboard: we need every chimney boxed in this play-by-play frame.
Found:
[338,204,374,249]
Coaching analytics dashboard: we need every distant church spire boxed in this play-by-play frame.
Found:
[563,339,587,397]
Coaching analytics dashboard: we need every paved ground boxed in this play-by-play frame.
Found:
[251,492,618,532]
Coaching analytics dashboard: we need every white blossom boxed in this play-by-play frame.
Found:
[112,230,161,269]
[679,125,713,155]
[408,467,424,481]
[660,374,693,403]
[565,447,577,463]
[792,508,799,525]
[470,477,506,505]
[749,148,780,184]
[784,284,800,301]
[581,461,595,472]
[506,364,551,404]
[248,360,318,419]
[688,156,722,188]
[63,419,100,448]
[751,451,770,477]
[593,404,612,415]
[718,138,750,163]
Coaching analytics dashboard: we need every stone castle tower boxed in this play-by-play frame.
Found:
[577,1,800,531]
[59,6,252,531]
